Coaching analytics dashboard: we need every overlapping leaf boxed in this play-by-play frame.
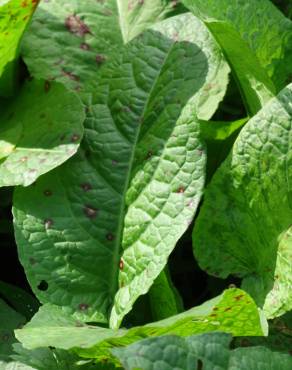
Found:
[0,79,85,186]
[15,289,264,362]
[112,332,292,370]
[0,299,25,361]
[13,13,229,326]
[182,0,292,92]
[0,0,39,96]
[192,83,292,318]
[182,0,279,115]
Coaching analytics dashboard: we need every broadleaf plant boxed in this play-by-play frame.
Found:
[0,0,291,369]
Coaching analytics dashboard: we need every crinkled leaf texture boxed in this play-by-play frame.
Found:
[0,0,39,96]
[0,362,35,370]
[193,83,292,319]
[13,13,229,327]
[20,0,123,95]
[182,0,277,115]
[15,289,264,363]
[182,0,292,92]
[0,79,85,186]
[112,332,292,370]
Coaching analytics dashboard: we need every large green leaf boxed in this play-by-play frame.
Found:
[0,299,25,361]
[112,332,292,370]
[182,0,278,115]
[192,84,292,319]
[0,79,85,186]
[182,0,292,92]
[0,0,39,97]
[20,0,123,95]
[15,289,264,362]
[13,13,229,327]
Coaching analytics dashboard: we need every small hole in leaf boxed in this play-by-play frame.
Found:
[37,280,48,291]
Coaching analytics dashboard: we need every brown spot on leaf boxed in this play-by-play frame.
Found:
[65,15,91,37]
[119,259,124,270]
[2,333,10,342]
[224,307,232,312]
[21,0,28,7]
[106,233,114,241]
[61,69,80,81]
[29,257,37,265]
[177,186,185,194]
[44,80,51,92]
[96,54,106,65]
[234,294,244,301]
[84,206,98,219]
[80,42,90,50]
[81,183,92,191]
[146,150,153,159]
[71,134,80,142]
[78,303,89,311]
[44,189,52,197]
[44,219,53,229]
[20,156,28,163]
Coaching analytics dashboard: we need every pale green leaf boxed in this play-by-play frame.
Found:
[13,13,228,326]
[15,289,264,361]
[0,0,39,97]
[193,84,292,318]
[0,79,85,186]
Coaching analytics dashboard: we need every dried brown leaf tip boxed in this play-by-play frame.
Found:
[65,15,91,37]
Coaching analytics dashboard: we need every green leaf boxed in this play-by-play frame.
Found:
[0,0,39,97]
[112,332,292,370]
[118,0,180,43]
[15,289,264,361]
[20,0,123,96]
[112,332,231,370]
[0,299,25,361]
[182,0,292,92]
[0,281,39,320]
[148,269,183,321]
[192,83,292,319]
[13,13,229,326]
[182,0,278,115]
[0,79,85,187]
[0,361,36,370]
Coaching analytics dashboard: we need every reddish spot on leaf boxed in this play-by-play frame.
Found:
[119,259,124,270]
[29,257,37,265]
[44,189,52,197]
[96,54,106,65]
[78,303,89,311]
[62,69,80,81]
[44,80,51,92]
[84,206,98,219]
[32,0,39,5]
[65,15,91,37]
[80,42,90,50]
[177,186,185,194]
[234,294,244,301]
[71,134,80,142]
[106,233,115,241]
[21,1,28,7]
[44,219,53,229]
[146,150,153,159]
[2,334,10,342]
[81,183,92,192]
